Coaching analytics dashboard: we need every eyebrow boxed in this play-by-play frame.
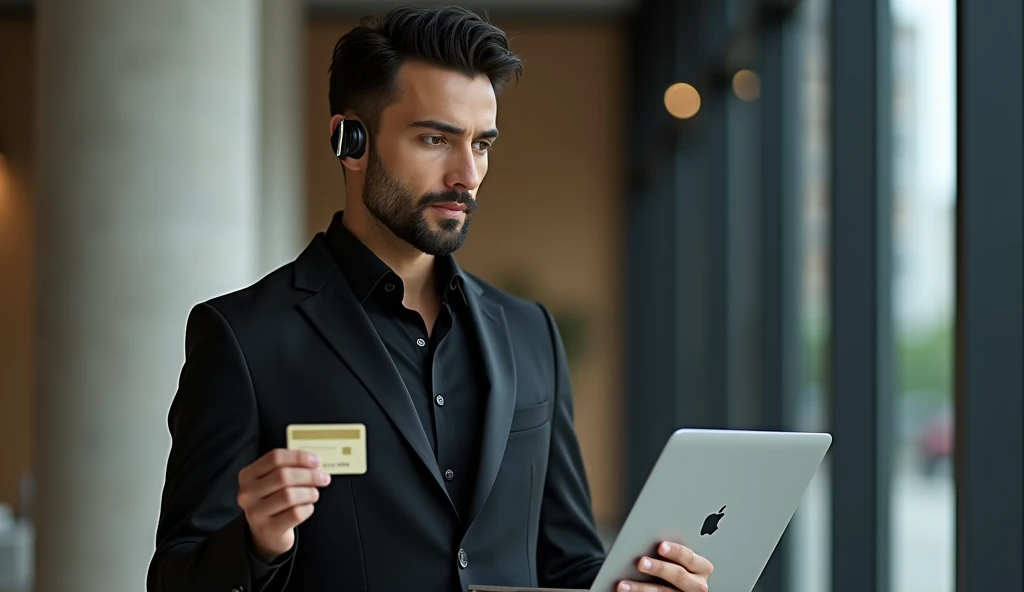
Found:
[409,119,499,140]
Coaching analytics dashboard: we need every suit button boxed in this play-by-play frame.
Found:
[435,394,445,406]
[444,469,455,481]
[458,548,468,569]
[232,587,244,592]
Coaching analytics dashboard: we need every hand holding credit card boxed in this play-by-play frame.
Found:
[236,447,332,562]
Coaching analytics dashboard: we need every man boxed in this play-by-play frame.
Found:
[147,6,713,592]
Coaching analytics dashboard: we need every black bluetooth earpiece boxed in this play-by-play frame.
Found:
[330,118,367,159]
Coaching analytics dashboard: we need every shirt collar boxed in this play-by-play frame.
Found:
[322,210,467,307]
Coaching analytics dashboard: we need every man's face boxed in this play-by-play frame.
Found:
[362,61,498,256]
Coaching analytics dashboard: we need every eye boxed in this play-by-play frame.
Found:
[473,140,494,152]
[422,135,445,146]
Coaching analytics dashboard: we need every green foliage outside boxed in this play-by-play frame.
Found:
[803,320,953,401]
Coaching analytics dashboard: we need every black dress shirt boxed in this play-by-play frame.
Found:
[323,220,489,518]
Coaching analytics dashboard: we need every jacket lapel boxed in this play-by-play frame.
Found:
[293,237,455,514]
[459,274,517,526]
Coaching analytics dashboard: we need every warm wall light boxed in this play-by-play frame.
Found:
[664,82,701,119]
[0,151,9,219]
[732,70,761,101]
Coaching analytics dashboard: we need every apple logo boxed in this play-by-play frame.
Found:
[700,506,726,536]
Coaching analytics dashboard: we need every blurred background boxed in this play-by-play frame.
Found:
[0,0,1020,591]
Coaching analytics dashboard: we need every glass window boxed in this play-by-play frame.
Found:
[889,1,956,591]
[791,0,831,590]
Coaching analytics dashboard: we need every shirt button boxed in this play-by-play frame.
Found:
[384,283,395,292]
[444,468,455,481]
[435,394,445,406]
[416,338,426,347]
[458,548,468,569]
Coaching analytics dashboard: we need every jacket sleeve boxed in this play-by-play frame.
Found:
[535,303,607,588]
[146,302,295,592]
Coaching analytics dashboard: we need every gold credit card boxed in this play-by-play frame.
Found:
[286,424,367,475]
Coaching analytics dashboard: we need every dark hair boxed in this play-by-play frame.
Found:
[328,5,523,134]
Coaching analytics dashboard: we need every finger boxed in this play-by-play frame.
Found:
[240,449,320,484]
[265,502,315,532]
[616,581,674,592]
[249,486,320,520]
[637,556,692,590]
[658,542,714,576]
[242,467,330,505]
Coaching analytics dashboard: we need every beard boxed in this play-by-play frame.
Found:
[362,144,477,256]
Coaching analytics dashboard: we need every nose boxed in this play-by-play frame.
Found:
[443,146,482,192]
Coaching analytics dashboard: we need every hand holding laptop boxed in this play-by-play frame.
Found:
[470,429,831,592]
[617,540,713,592]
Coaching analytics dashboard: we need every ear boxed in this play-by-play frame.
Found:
[330,113,368,173]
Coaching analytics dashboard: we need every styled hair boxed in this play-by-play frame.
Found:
[328,5,523,134]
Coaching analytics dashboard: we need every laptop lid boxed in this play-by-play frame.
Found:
[588,428,831,592]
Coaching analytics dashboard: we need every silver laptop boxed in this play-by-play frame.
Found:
[470,428,832,592]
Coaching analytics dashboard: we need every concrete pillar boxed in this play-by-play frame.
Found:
[34,2,260,590]
[258,0,306,274]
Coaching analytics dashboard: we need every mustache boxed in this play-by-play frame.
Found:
[419,191,477,212]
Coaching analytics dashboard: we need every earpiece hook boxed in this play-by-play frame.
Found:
[334,120,345,157]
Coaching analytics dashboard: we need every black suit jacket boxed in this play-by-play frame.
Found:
[147,227,607,592]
